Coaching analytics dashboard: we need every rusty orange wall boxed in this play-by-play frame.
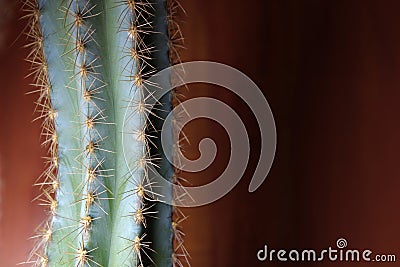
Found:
[0,2,44,265]
[1,1,400,266]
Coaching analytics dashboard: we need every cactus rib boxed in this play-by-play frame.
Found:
[22,0,189,266]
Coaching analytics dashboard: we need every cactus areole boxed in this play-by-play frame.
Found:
[24,0,187,266]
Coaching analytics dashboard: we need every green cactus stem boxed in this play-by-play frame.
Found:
[22,0,188,266]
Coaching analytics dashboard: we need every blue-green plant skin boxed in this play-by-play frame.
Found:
[28,0,175,266]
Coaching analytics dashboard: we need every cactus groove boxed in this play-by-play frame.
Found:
[23,0,189,266]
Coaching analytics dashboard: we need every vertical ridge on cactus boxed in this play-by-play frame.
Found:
[22,0,189,266]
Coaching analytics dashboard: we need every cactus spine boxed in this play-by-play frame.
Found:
[23,0,188,266]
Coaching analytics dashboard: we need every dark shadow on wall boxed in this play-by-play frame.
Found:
[1,0,399,266]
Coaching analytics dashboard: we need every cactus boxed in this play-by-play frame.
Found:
[23,0,188,266]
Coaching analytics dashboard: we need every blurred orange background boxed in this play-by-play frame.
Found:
[1,0,400,266]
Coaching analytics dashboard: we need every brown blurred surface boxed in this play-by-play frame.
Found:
[0,1,44,265]
[1,0,400,266]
